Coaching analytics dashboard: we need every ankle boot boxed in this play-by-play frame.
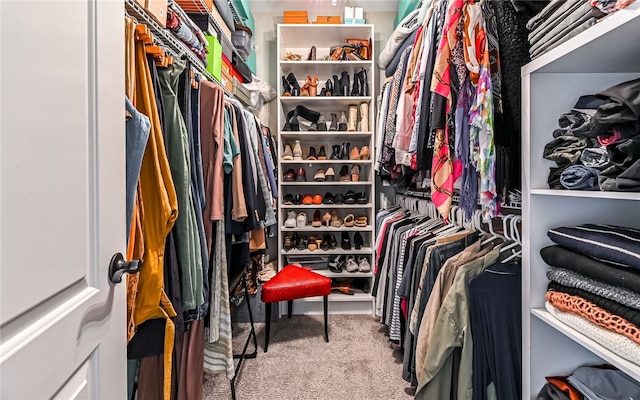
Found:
[338,111,348,131]
[318,115,327,131]
[332,75,341,97]
[339,165,350,181]
[308,45,316,61]
[359,103,369,132]
[351,72,360,96]
[283,109,299,131]
[340,71,350,97]
[330,145,341,160]
[307,146,317,160]
[360,69,369,97]
[317,145,327,160]
[293,140,303,160]
[282,75,292,96]
[326,79,333,96]
[348,105,358,132]
[329,113,338,131]
[340,141,351,160]
[286,73,301,96]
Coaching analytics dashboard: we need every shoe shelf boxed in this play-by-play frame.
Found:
[310,269,374,279]
[281,181,372,186]
[298,292,372,303]
[281,247,373,255]
[278,23,375,316]
[281,226,373,232]
[279,204,373,209]
[280,97,372,110]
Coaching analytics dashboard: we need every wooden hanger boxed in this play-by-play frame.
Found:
[135,24,153,44]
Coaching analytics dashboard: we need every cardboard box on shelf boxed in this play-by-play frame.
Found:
[144,0,168,27]
[220,69,234,92]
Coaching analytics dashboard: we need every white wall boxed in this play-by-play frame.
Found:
[251,3,396,128]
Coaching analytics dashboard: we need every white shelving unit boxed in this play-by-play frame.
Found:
[277,23,375,315]
[522,4,640,398]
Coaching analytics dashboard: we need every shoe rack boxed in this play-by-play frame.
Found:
[277,24,375,315]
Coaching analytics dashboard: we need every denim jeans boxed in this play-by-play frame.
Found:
[125,96,150,240]
[560,165,600,190]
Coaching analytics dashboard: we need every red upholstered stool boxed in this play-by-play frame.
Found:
[261,264,331,352]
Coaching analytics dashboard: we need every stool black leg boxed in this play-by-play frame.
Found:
[323,295,329,342]
[264,302,272,353]
[287,300,293,318]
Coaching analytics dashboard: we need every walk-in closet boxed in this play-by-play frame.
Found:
[1,0,640,399]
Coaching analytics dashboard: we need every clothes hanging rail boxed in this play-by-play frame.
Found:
[399,189,522,210]
[125,0,235,99]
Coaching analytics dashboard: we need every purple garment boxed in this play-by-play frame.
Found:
[455,78,479,221]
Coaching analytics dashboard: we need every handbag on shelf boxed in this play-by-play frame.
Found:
[329,39,372,61]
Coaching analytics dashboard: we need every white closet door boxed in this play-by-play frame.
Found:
[0,1,126,398]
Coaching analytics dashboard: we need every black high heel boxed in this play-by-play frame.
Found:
[329,234,338,249]
[286,72,301,96]
[282,109,299,131]
[341,232,351,250]
[340,141,350,160]
[326,79,333,96]
[340,71,350,97]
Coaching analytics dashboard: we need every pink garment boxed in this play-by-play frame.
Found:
[598,127,624,146]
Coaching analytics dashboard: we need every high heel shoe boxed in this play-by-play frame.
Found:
[329,233,338,249]
[301,78,310,96]
[359,145,370,160]
[318,145,327,159]
[322,211,331,226]
[286,73,301,96]
[341,232,352,250]
[330,210,342,228]
[282,109,299,131]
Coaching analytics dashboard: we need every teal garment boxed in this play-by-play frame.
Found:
[415,246,501,400]
[157,61,203,311]
[223,105,240,174]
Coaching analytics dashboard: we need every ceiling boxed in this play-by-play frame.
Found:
[248,0,399,13]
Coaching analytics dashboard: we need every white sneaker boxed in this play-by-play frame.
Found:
[345,255,358,272]
[284,211,297,228]
[259,262,277,282]
[358,257,370,272]
[296,212,307,228]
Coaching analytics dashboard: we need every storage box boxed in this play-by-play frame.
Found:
[232,52,252,83]
[205,35,222,80]
[144,0,168,28]
[233,77,251,106]
[187,13,217,35]
[213,0,236,32]
[210,1,233,40]
[232,29,252,59]
[222,54,231,75]
[220,69,234,92]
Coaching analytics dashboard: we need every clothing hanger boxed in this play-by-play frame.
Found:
[481,215,505,245]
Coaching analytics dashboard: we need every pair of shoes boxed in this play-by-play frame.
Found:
[331,278,355,295]
[282,140,303,159]
[286,212,306,228]
[285,52,302,61]
[351,69,369,96]
[283,167,306,182]
[349,147,371,161]
[338,165,360,182]
[305,145,327,160]
[300,75,319,96]
[355,215,368,227]
[301,194,323,205]
[332,141,350,159]
[345,103,369,132]
[282,72,301,96]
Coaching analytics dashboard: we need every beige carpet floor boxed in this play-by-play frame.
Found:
[203,314,415,400]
